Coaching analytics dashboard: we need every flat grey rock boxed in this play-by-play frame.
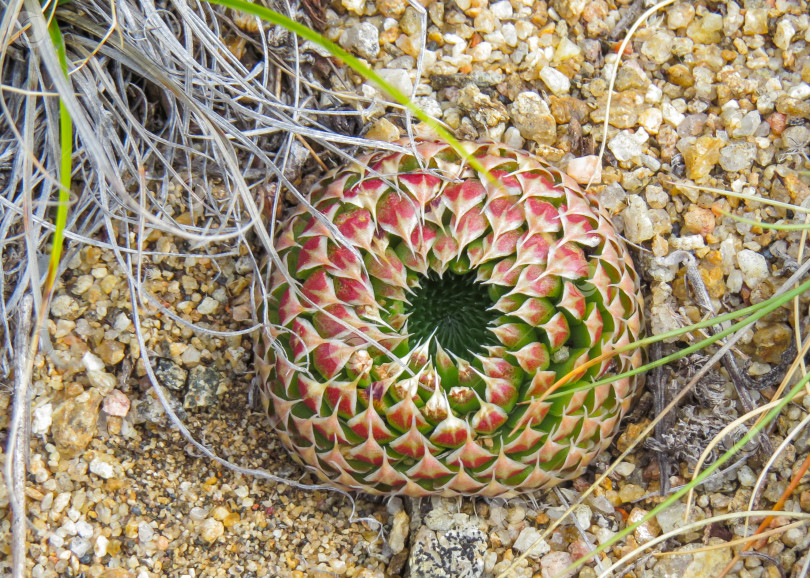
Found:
[409,517,487,578]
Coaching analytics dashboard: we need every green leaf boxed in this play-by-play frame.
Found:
[43,8,72,300]
[203,0,499,185]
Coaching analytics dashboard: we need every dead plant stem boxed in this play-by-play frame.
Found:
[8,294,33,578]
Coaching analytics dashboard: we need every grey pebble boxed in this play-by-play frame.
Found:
[719,141,757,172]
[339,22,380,60]
[409,521,487,578]
[184,366,221,409]
[155,358,188,391]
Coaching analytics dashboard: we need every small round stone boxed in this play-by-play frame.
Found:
[736,250,768,287]
[198,518,225,543]
[683,205,716,236]
[102,390,131,417]
[719,141,757,172]
[737,465,757,487]
[641,30,675,64]
[51,295,81,319]
[197,296,219,315]
[96,340,125,365]
[539,66,571,95]
[608,130,644,162]
[618,484,646,503]
[339,23,380,60]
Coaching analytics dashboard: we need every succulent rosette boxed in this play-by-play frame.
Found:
[256,140,644,497]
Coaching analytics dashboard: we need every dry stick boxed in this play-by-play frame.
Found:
[294,133,329,172]
[8,295,33,578]
[553,487,606,574]
[498,256,810,578]
[715,450,810,578]
[652,520,807,557]
[660,250,773,453]
[647,340,674,495]
[597,511,810,578]
[587,0,677,192]
[746,406,810,529]
[741,552,787,578]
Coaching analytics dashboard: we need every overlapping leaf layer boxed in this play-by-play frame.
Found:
[256,141,644,496]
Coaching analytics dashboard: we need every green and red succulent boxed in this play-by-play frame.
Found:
[256,140,644,497]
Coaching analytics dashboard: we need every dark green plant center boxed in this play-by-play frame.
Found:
[405,272,499,361]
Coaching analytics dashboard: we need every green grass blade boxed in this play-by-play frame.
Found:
[541,273,810,401]
[563,367,810,576]
[673,182,810,214]
[43,13,72,299]
[203,0,498,183]
[720,209,810,231]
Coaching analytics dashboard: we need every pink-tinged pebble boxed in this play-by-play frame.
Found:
[540,551,574,578]
[566,156,601,185]
[767,112,787,136]
[102,389,131,417]
[568,539,591,562]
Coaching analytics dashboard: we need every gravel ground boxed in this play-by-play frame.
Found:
[3,0,810,576]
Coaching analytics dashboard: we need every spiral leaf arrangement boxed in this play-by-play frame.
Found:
[256,141,644,497]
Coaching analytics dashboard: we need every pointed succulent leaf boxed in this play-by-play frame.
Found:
[258,140,644,496]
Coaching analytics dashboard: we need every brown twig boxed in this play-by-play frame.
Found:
[740,552,786,578]
[8,295,33,578]
[295,133,329,172]
[646,341,674,494]
[609,0,645,40]
[663,250,775,454]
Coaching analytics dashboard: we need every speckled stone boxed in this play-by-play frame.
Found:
[183,366,221,409]
[154,358,188,391]
[409,522,487,578]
